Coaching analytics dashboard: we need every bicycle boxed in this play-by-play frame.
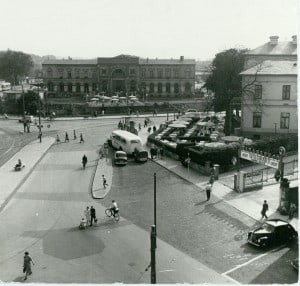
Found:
[105,208,120,222]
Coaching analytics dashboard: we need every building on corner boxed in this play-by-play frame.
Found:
[240,35,297,139]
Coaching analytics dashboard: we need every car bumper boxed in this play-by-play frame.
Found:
[247,239,261,247]
[114,161,128,165]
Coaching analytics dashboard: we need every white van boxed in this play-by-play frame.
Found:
[110,130,142,155]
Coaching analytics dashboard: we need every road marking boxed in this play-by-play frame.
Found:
[158,269,175,273]
[222,252,268,275]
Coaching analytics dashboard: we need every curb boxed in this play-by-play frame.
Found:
[0,137,55,212]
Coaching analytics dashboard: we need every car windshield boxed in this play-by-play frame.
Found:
[130,140,140,144]
[261,223,275,232]
[116,153,126,158]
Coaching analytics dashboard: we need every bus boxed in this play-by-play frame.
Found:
[110,130,142,155]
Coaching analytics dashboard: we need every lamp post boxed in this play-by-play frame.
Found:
[21,84,26,132]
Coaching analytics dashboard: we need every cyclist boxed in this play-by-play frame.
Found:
[110,200,119,217]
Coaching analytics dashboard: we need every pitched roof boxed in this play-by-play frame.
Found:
[240,60,297,75]
[139,58,195,65]
[42,59,97,65]
[247,41,297,55]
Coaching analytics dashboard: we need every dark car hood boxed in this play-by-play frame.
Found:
[253,228,272,235]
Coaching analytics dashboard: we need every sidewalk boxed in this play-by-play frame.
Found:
[138,125,298,231]
[91,154,113,199]
[0,137,55,212]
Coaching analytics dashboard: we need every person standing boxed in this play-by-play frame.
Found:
[90,206,97,226]
[73,130,77,140]
[205,183,212,201]
[23,251,34,281]
[261,200,269,220]
[84,206,90,226]
[102,175,108,189]
[65,132,69,142]
[80,133,85,143]
[56,134,61,144]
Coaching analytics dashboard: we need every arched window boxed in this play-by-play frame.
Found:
[84,83,89,93]
[157,83,162,93]
[112,69,125,77]
[47,81,54,92]
[67,70,72,79]
[76,83,81,92]
[166,83,171,93]
[59,82,64,92]
[47,68,53,78]
[130,80,136,92]
[68,83,73,92]
[149,83,154,93]
[185,82,191,92]
[174,83,179,94]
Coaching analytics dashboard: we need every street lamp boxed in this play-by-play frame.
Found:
[30,81,44,143]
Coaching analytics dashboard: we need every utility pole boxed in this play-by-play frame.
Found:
[22,84,26,132]
[38,84,42,143]
[150,225,156,284]
[150,173,157,283]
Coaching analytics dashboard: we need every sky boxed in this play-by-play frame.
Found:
[0,0,298,60]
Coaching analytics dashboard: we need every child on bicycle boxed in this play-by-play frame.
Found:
[110,200,119,217]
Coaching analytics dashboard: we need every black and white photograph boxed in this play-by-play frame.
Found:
[0,0,298,284]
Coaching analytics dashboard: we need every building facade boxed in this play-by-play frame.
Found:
[42,55,195,98]
[240,36,297,139]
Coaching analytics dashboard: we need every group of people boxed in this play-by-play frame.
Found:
[80,206,97,229]
[79,200,119,229]
[56,131,85,144]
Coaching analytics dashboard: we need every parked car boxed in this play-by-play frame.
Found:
[247,219,298,247]
[114,151,128,166]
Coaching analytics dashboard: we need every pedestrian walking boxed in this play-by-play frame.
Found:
[73,130,77,140]
[102,175,108,189]
[261,200,269,220]
[289,203,297,219]
[84,206,90,226]
[23,251,34,281]
[138,123,141,131]
[79,133,85,143]
[144,119,147,128]
[65,132,69,142]
[90,206,97,226]
[147,127,151,133]
[56,134,61,144]
[205,183,212,201]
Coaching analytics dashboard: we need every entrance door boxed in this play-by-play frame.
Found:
[113,80,125,92]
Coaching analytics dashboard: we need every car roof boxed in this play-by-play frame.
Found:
[116,151,126,154]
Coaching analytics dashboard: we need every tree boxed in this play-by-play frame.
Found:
[16,90,43,116]
[204,48,248,135]
[0,50,33,85]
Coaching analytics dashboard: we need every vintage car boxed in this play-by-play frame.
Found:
[247,219,298,247]
[114,151,128,166]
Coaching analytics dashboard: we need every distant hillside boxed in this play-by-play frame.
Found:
[30,54,56,70]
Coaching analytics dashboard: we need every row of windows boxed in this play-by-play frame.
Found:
[46,67,193,79]
[254,84,292,100]
[47,81,192,93]
[140,68,192,79]
[253,112,290,129]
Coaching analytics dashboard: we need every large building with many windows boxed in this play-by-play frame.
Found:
[42,55,195,98]
[240,35,297,139]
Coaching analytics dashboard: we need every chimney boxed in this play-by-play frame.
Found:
[180,56,184,61]
[269,36,279,46]
[292,35,297,45]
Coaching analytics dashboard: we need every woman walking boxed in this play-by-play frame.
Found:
[23,251,34,280]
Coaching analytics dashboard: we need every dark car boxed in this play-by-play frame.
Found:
[247,219,298,247]
[114,151,128,166]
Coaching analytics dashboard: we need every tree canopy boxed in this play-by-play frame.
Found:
[16,90,43,115]
[205,48,248,135]
[0,50,33,84]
